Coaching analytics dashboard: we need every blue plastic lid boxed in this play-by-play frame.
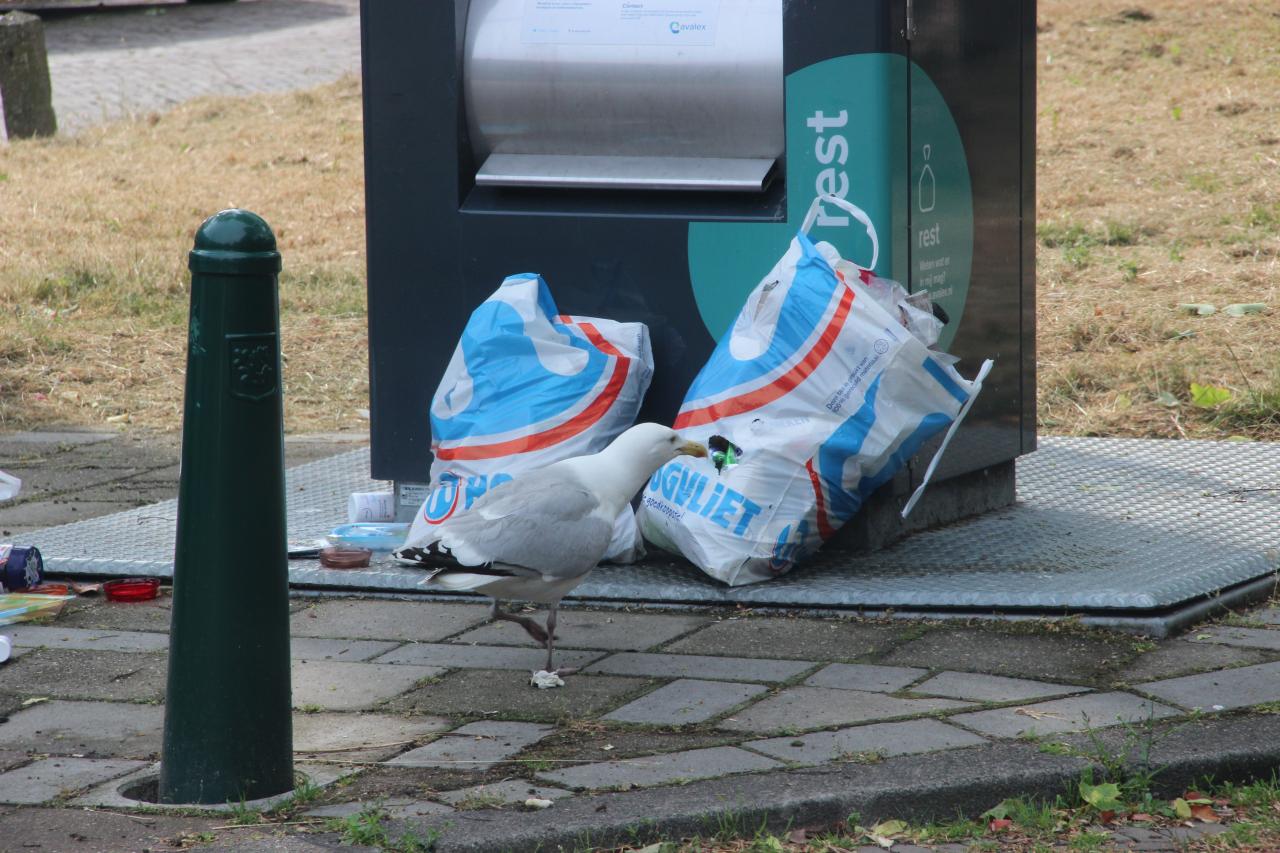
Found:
[326,523,410,552]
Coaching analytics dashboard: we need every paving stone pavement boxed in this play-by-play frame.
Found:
[42,0,361,133]
[7,429,1280,848]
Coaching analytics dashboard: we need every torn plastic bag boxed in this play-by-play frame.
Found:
[638,194,992,586]
[405,273,654,563]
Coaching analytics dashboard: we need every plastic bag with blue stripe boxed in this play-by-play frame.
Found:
[638,195,993,586]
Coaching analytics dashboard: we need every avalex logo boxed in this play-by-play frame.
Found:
[669,21,681,34]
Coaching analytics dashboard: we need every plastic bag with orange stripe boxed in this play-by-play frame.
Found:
[638,195,992,586]
[407,273,654,564]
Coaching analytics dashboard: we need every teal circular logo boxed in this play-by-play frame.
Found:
[688,54,972,352]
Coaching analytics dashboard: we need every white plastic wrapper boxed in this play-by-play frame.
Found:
[0,471,19,502]
[406,274,654,563]
[639,195,992,586]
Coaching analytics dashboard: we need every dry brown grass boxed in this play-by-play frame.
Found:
[0,77,367,434]
[1,1,1278,440]
[1036,0,1280,438]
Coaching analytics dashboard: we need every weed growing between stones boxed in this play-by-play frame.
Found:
[328,804,438,852]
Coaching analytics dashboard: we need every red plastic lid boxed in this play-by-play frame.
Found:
[103,577,161,602]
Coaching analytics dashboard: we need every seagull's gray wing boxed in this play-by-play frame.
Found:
[419,467,612,580]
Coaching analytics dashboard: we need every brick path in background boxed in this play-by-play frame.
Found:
[40,0,360,133]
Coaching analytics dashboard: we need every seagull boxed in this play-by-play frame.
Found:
[394,423,707,676]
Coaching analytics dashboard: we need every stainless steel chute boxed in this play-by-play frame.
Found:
[463,0,784,192]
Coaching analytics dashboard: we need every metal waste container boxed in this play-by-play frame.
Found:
[359,0,1036,543]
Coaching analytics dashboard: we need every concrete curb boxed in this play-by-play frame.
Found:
[389,714,1280,852]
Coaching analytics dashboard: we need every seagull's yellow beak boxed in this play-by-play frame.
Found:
[678,439,709,458]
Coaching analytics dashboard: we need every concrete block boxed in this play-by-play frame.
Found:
[538,745,780,790]
[72,762,349,812]
[292,712,451,762]
[372,642,603,672]
[1118,639,1273,683]
[718,686,971,734]
[663,617,905,661]
[584,652,814,683]
[0,757,144,804]
[452,610,709,651]
[0,12,57,140]
[804,663,927,693]
[910,671,1090,703]
[290,638,400,662]
[437,780,573,807]
[604,679,767,726]
[0,700,162,758]
[0,648,166,703]
[289,600,489,642]
[305,798,453,819]
[745,719,986,767]
[950,692,1179,738]
[387,668,652,721]
[386,721,552,770]
[1190,626,1280,651]
[1138,661,1280,711]
[291,660,444,711]
[7,625,168,654]
[881,627,1133,684]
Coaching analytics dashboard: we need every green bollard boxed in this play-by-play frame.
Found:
[159,209,293,804]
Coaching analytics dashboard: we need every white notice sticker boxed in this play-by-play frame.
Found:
[522,0,720,47]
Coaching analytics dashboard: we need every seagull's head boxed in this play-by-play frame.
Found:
[607,423,707,474]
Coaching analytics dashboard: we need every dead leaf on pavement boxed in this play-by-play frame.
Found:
[1190,804,1221,823]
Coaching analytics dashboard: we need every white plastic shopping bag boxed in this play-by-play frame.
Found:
[639,195,992,585]
[405,273,654,563]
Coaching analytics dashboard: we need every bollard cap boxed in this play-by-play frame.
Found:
[189,209,282,275]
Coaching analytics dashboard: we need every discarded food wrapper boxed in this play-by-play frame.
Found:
[288,541,324,560]
[0,545,43,594]
[529,670,565,689]
[0,593,74,626]
[327,523,410,552]
[524,798,554,810]
[0,471,19,502]
[347,491,396,523]
[319,546,373,569]
[103,577,161,602]
[0,635,10,663]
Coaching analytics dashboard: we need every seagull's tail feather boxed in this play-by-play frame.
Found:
[392,539,457,568]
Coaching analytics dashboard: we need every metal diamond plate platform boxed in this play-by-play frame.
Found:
[28,437,1280,632]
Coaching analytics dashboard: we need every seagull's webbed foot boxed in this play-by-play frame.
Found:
[490,601,550,644]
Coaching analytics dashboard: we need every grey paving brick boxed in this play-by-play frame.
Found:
[0,700,163,758]
[293,713,451,762]
[7,625,168,654]
[719,687,971,734]
[291,660,444,711]
[386,721,552,770]
[372,642,603,672]
[1190,625,1280,651]
[387,668,652,721]
[1138,660,1280,711]
[1117,639,1274,682]
[881,627,1134,683]
[437,780,574,807]
[290,600,490,642]
[603,679,768,725]
[745,719,987,767]
[452,610,710,651]
[804,663,927,693]
[2,430,114,446]
[0,757,145,804]
[539,745,780,790]
[290,638,401,662]
[1253,608,1280,626]
[910,671,1090,703]
[584,652,815,683]
[0,751,29,772]
[0,649,166,703]
[305,798,453,819]
[950,692,1180,738]
[664,617,907,660]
